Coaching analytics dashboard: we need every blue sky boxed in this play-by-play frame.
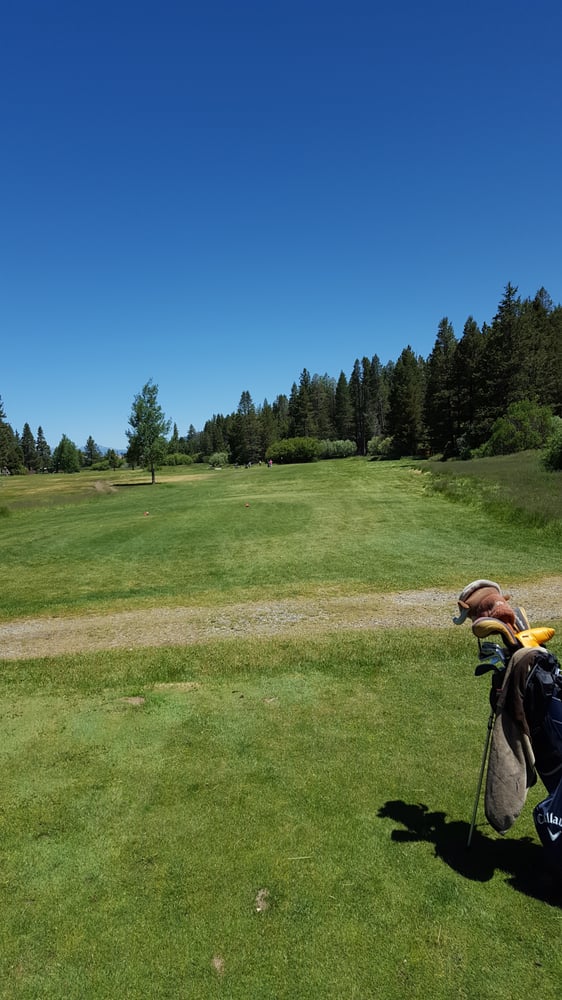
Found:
[2,0,561,450]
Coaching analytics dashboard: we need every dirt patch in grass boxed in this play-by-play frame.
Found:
[152,682,200,692]
[94,480,118,494]
[211,956,225,977]
[255,888,270,913]
[1,577,562,661]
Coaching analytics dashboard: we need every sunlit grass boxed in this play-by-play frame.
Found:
[424,450,562,525]
[1,458,561,621]
[2,458,562,997]
[2,629,561,999]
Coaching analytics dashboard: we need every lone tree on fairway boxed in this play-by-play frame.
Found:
[126,380,171,484]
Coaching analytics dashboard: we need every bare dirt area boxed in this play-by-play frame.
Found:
[2,578,562,661]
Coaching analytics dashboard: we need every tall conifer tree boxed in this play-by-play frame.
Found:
[452,317,484,452]
[424,318,457,455]
[36,426,51,471]
[388,347,425,456]
[21,422,38,470]
[334,371,353,440]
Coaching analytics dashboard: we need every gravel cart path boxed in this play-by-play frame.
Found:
[2,577,562,660]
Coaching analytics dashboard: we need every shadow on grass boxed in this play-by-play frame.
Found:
[378,800,562,908]
[112,481,156,487]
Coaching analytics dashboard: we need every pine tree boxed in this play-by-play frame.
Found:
[21,422,38,471]
[0,397,24,474]
[549,304,562,415]
[424,318,457,456]
[388,347,425,456]
[185,425,199,455]
[476,283,521,431]
[349,360,368,454]
[287,382,299,438]
[217,415,231,453]
[334,371,353,440]
[272,394,289,440]
[517,288,557,407]
[310,374,336,440]
[258,399,278,455]
[36,426,51,471]
[230,391,261,464]
[364,354,389,440]
[452,317,484,453]
[168,422,180,454]
[289,369,317,438]
[83,435,102,466]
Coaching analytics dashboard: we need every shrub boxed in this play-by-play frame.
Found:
[481,400,555,457]
[266,437,320,464]
[542,418,562,471]
[318,439,357,459]
[208,451,229,468]
[367,435,395,459]
[163,453,194,466]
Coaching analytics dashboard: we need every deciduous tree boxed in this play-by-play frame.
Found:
[52,434,81,473]
[126,380,171,484]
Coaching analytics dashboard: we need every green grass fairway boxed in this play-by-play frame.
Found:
[1,457,561,998]
[1,458,561,620]
[2,631,561,1000]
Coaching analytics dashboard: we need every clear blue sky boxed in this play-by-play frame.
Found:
[2,0,561,450]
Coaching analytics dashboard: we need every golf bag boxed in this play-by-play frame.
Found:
[524,650,562,792]
[454,579,562,867]
[483,641,562,871]
[527,652,562,873]
[534,779,562,873]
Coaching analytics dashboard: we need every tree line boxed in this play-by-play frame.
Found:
[2,282,561,475]
[0,411,124,476]
[179,282,562,465]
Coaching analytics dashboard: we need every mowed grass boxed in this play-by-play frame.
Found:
[2,457,562,998]
[1,457,562,620]
[2,629,561,1000]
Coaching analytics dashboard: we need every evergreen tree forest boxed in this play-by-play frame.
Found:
[182,283,562,465]
[2,283,562,475]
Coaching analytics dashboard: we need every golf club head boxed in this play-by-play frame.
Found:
[475,641,506,675]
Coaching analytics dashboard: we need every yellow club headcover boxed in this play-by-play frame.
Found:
[471,616,555,648]
[515,627,555,648]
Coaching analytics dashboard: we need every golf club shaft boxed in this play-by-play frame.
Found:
[467,710,495,848]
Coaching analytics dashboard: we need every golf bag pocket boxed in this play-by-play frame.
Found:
[525,655,562,792]
[533,776,562,873]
